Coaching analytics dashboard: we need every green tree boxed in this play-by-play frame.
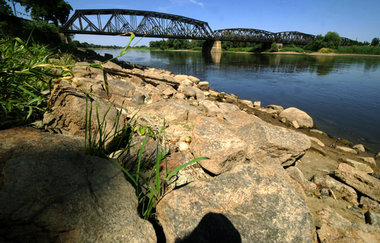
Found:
[324,32,341,49]
[0,0,12,16]
[371,37,380,46]
[15,0,72,25]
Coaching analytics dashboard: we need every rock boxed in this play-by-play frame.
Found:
[286,167,317,192]
[308,136,325,147]
[156,163,314,243]
[315,207,380,243]
[199,100,221,116]
[162,86,177,97]
[360,196,380,213]
[376,152,380,158]
[240,99,254,108]
[359,156,377,166]
[190,117,247,174]
[178,142,190,151]
[353,144,366,153]
[279,107,313,128]
[365,210,380,226]
[181,78,193,87]
[129,76,145,86]
[291,120,300,129]
[173,74,189,82]
[217,102,240,114]
[335,145,358,154]
[131,93,145,105]
[187,75,200,84]
[267,104,284,112]
[340,158,374,174]
[0,152,156,242]
[197,81,210,91]
[179,85,196,99]
[253,101,261,107]
[312,175,358,205]
[43,90,124,136]
[310,129,327,136]
[334,163,380,202]
[236,122,311,167]
[193,86,206,101]
[102,61,123,71]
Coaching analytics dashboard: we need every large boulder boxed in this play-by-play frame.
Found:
[0,152,156,242]
[156,163,314,243]
[279,107,313,128]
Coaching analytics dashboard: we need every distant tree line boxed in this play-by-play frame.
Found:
[71,41,123,49]
[149,39,205,50]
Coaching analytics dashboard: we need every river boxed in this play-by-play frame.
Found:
[93,49,380,152]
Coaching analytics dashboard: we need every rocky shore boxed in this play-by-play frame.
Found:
[1,54,380,242]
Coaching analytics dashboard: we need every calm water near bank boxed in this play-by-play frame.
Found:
[94,49,380,152]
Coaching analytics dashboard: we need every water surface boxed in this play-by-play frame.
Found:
[94,49,380,152]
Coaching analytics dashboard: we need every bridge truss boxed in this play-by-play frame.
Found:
[62,9,353,45]
[62,9,214,40]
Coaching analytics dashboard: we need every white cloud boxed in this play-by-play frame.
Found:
[189,0,204,7]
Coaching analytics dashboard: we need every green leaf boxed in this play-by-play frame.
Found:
[119,32,135,57]
[166,157,209,179]
[89,63,104,69]
[26,106,33,120]
[18,86,37,98]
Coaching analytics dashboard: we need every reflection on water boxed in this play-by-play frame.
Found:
[94,49,380,152]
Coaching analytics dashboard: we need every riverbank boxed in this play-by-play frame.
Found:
[2,50,380,241]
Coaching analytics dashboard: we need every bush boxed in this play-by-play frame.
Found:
[318,48,335,53]
[269,42,279,52]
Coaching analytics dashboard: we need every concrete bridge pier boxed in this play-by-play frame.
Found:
[202,40,222,54]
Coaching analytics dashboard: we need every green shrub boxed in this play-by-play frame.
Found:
[318,48,335,53]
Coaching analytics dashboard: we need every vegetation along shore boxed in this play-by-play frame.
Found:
[1,1,380,242]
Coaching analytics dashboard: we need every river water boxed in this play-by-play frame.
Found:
[93,49,380,152]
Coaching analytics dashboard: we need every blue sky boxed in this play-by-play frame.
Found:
[51,0,380,46]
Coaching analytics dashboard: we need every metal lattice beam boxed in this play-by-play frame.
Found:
[62,9,354,45]
[62,9,214,40]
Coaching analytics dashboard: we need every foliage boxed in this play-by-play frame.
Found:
[318,48,334,53]
[0,34,72,128]
[336,45,380,55]
[71,40,123,49]
[280,45,306,53]
[14,0,72,25]
[324,32,341,49]
[84,96,207,219]
[0,0,12,16]
[371,38,380,46]
[269,42,279,52]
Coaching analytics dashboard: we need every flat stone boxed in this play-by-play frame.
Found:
[156,163,314,243]
[217,102,240,113]
[310,129,327,136]
[336,145,358,154]
[279,107,313,128]
[253,101,261,107]
[308,136,325,147]
[334,163,380,202]
[199,100,222,116]
[312,175,358,205]
[340,158,374,174]
[0,152,156,242]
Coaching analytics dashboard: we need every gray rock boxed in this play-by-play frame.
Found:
[43,90,124,136]
[279,107,313,128]
[156,163,314,243]
[286,167,317,192]
[365,210,380,226]
[0,152,156,243]
[312,175,358,205]
[190,116,247,174]
[131,93,145,105]
[334,163,380,202]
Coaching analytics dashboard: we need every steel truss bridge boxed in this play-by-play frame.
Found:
[62,9,352,45]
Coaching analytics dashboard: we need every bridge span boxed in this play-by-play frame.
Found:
[62,9,352,52]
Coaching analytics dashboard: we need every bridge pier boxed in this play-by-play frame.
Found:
[202,40,222,54]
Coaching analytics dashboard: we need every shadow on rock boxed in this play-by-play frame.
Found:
[175,213,241,243]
